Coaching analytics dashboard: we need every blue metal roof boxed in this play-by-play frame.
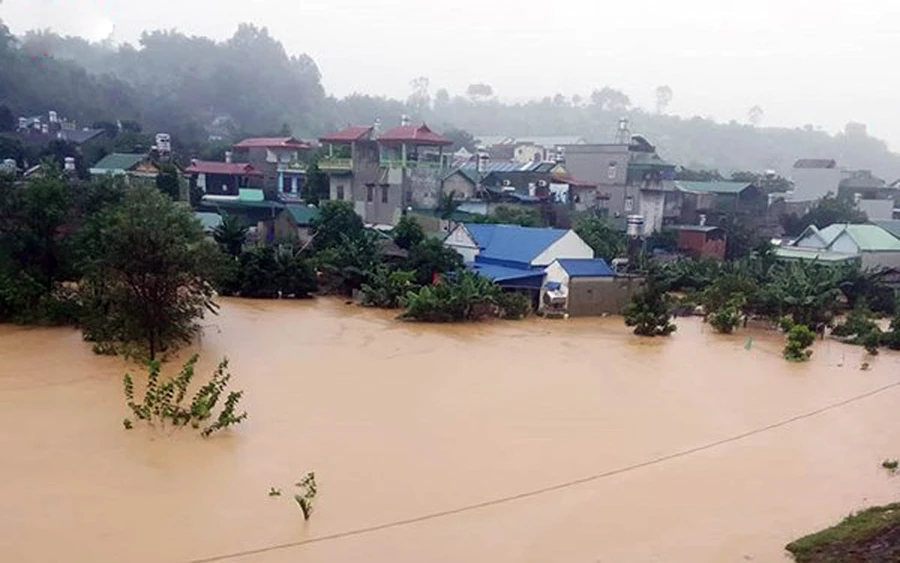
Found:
[556,258,615,277]
[464,223,569,267]
[468,263,545,288]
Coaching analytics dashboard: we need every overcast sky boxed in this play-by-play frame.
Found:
[4,0,900,147]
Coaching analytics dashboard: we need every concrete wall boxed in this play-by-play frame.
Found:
[567,276,643,316]
[443,173,477,200]
[638,190,665,234]
[562,144,630,217]
[407,168,442,210]
[861,251,900,271]
[791,167,842,202]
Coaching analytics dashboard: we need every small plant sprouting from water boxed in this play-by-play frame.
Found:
[882,459,898,473]
[294,472,318,520]
[123,355,247,437]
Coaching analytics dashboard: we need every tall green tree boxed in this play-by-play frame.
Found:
[79,187,219,360]
[213,213,248,258]
[393,215,425,250]
[155,163,181,200]
[574,216,624,261]
[782,195,868,237]
[310,200,364,251]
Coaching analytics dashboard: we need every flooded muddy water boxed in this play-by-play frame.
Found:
[2,298,900,563]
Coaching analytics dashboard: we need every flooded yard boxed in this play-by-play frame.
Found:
[2,298,900,563]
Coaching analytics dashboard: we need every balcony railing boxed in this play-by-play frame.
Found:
[277,160,308,173]
[318,157,353,171]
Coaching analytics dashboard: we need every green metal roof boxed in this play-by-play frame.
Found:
[285,205,320,225]
[194,212,223,232]
[774,247,859,264]
[842,224,900,251]
[676,181,753,195]
[90,152,146,173]
[873,220,900,241]
[238,188,265,202]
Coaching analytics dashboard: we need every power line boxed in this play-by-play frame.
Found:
[185,378,900,563]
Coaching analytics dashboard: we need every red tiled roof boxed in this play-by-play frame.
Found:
[319,125,374,143]
[185,161,264,176]
[233,137,310,150]
[378,124,452,146]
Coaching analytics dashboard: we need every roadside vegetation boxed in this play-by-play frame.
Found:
[786,503,900,562]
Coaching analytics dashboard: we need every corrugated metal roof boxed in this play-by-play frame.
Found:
[233,137,310,150]
[185,161,263,176]
[378,124,452,145]
[91,153,146,172]
[774,247,858,263]
[556,258,615,277]
[794,159,836,169]
[676,181,753,195]
[873,220,900,241]
[464,223,569,266]
[796,224,900,252]
[319,126,374,143]
[468,262,545,283]
[285,205,319,225]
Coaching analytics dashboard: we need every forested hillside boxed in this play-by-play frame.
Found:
[4,20,900,179]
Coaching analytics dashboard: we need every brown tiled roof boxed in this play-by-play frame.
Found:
[185,161,263,176]
[319,125,374,143]
[233,137,310,150]
[378,124,452,146]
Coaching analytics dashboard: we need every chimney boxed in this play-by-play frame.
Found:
[373,118,382,135]
[41,124,49,135]
[699,214,707,226]
[191,158,198,167]
[18,117,27,130]
[48,110,58,123]
[400,114,411,127]
[64,157,76,172]
[224,151,233,163]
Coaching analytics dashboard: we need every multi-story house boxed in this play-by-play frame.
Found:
[232,137,311,200]
[318,119,452,225]
[184,159,263,198]
[562,133,676,234]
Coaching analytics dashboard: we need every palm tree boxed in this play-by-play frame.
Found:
[213,213,248,258]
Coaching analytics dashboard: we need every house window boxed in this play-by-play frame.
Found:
[336,185,345,200]
[366,184,374,202]
[625,196,634,212]
[607,161,617,180]
[381,185,389,203]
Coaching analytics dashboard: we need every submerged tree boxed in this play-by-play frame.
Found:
[79,187,220,360]
[213,213,248,258]
[624,282,676,337]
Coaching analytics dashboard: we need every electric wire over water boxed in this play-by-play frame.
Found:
[185,378,900,563]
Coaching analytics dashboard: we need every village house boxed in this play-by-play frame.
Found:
[542,258,640,317]
[561,123,676,234]
[185,159,264,198]
[775,223,900,271]
[477,135,587,164]
[232,137,311,200]
[670,225,728,260]
[838,170,899,221]
[318,118,452,226]
[674,181,767,224]
[89,153,161,188]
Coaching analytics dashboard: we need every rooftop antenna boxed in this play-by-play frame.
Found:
[615,117,631,144]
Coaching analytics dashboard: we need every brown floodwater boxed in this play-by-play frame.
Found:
[2,299,900,563]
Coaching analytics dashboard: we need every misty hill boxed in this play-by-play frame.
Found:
[4,21,900,180]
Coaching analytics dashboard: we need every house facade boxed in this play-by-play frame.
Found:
[319,120,452,226]
[542,258,638,316]
[790,159,841,202]
[232,137,311,199]
[671,225,727,260]
[561,135,676,234]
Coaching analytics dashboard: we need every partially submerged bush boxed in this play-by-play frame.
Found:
[783,322,816,362]
[624,283,676,337]
[708,302,742,334]
[496,291,532,320]
[123,355,247,437]
[401,270,500,322]
[360,266,416,308]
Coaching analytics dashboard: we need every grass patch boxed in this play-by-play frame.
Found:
[786,503,900,562]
